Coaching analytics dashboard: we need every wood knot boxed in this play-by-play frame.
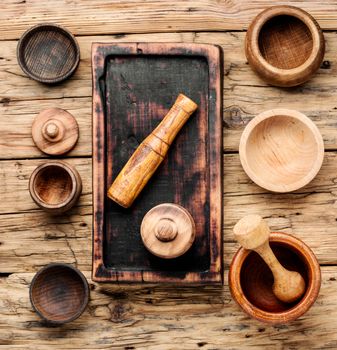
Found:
[155,218,178,242]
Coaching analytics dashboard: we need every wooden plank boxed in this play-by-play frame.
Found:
[2,0,337,40]
[0,267,336,349]
[2,31,337,159]
[92,42,222,283]
[1,152,337,274]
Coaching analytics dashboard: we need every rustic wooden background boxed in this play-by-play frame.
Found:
[1,1,337,349]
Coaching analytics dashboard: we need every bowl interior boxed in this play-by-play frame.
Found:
[245,115,319,190]
[19,26,78,81]
[31,265,87,323]
[34,165,73,205]
[240,241,309,312]
[258,15,313,69]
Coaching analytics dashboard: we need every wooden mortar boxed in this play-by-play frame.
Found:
[229,232,321,324]
[245,5,325,87]
[29,161,82,214]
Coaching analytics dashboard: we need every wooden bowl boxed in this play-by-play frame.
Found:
[229,232,321,324]
[245,6,325,87]
[30,263,89,324]
[17,24,80,84]
[239,109,324,192]
[29,161,82,214]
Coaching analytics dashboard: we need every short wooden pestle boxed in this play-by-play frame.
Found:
[107,94,198,208]
[233,215,306,303]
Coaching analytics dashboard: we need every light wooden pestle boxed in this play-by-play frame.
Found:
[233,215,306,303]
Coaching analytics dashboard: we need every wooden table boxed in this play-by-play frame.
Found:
[1,1,337,349]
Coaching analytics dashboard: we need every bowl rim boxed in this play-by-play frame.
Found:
[239,108,324,192]
[29,160,79,210]
[29,263,89,324]
[17,23,80,84]
[247,5,323,75]
[229,232,321,324]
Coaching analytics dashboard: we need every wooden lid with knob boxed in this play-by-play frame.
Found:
[32,108,79,155]
[140,203,196,259]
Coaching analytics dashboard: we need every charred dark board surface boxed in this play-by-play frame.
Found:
[92,43,223,283]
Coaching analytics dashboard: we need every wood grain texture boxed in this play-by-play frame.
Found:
[3,0,337,40]
[3,31,337,159]
[92,42,222,283]
[0,267,336,349]
[2,3,337,346]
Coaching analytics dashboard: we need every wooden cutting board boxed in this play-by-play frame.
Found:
[92,42,223,283]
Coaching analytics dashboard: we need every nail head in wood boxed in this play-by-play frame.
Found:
[30,263,89,324]
[32,108,79,155]
[245,5,325,86]
[141,203,196,259]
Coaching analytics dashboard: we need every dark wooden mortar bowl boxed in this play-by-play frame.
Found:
[30,263,89,324]
[29,161,82,214]
[229,232,321,324]
[17,23,80,84]
[245,6,325,87]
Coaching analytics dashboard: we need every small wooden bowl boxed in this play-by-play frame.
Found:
[229,232,321,324]
[17,24,80,84]
[239,109,324,192]
[30,263,89,324]
[245,6,325,87]
[29,161,82,214]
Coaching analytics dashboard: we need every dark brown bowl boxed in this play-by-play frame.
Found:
[17,23,80,84]
[229,232,321,324]
[30,263,89,324]
[245,6,325,87]
[29,161,82,214]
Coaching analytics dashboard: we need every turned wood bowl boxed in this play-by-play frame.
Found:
[17,24,80,84]
[30,263,89,324]
[229,232,321,324]
[29,161,82,214]
[245,6,325,87]
[239,109,324,192]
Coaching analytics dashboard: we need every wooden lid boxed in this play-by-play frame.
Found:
[140,203,196,259]
[32,108,79,155]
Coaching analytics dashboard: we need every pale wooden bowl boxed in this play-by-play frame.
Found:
[239,109,324,192]
[245,5,325,87]
[229,232,321,324]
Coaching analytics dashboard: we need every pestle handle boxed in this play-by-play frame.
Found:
[233,215,306,303]
[107,94,198,208]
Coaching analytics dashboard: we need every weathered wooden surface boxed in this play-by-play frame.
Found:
[92,43,222,283]
[2,1,337,348]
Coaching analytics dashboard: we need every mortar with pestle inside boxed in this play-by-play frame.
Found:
[229,215,321,324]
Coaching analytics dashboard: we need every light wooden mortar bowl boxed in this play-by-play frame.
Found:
[229,232,321,324]
[245,5,325,87]
[239,109,324,193]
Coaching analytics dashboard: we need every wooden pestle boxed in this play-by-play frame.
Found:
[107,94,198,208]
[233,215,306,303]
